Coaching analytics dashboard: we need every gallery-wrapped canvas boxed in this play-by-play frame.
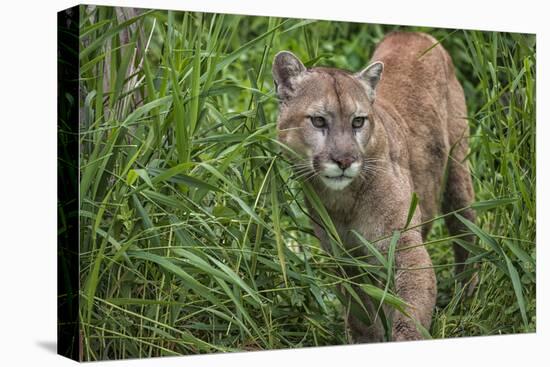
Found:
[58,4,536,362]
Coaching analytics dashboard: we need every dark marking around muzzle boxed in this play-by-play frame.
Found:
[330,153,357,170]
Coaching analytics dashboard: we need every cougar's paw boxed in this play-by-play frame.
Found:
[392,319,423,342]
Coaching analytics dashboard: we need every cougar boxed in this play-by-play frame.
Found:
[272,31,476,342]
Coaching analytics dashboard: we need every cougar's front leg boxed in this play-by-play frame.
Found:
[392,231,437,341]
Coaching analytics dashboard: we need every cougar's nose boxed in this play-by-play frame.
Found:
[330,154,356,170]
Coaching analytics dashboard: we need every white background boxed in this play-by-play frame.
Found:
[0,0,546,365]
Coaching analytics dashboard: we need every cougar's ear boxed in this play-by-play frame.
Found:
[272,51,306,100]
[357,61,384,100]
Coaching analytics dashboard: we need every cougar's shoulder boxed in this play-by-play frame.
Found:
[372,32,455,103]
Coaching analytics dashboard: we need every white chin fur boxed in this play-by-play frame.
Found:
[320,176,354,190]
[319,161,360,190]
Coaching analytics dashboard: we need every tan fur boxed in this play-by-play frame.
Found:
[273,31,476,342]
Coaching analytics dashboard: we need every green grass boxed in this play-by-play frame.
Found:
[75,5,536,360]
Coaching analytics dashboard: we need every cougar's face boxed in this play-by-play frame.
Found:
[273,52,383,191]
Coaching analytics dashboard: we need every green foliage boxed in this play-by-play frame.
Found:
[77,5,535,360]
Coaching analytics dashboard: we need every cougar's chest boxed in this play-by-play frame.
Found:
[319,186,386,250]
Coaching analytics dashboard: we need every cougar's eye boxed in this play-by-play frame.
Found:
[352,116,367,129]
[310,116,327,128]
